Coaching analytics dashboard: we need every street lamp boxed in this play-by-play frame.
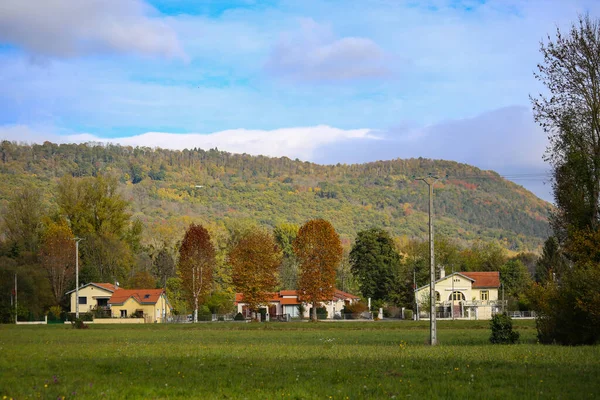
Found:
[72,237,84,319]
[415,174,439,346]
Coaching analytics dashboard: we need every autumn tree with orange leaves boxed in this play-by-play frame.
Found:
[294,219,343,321]
[40,221,76,305]
[231,229,281,319]
[178,224,215,322]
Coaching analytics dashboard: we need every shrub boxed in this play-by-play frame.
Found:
[71,318,89,330]
[490,313,519,344]
[234,312,245,321]
[316,307,327,319]
[404,309,413,320]
[297,304,306,319]
[343,301,368,318]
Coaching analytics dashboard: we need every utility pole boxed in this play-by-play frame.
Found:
[415,174,439,346]
[14,273,17,324]
[72,238,84,319]
[450,266,454,321]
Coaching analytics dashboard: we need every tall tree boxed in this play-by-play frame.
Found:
[274,223,300,289]
[2,185,45,255]
[350,228,402,302]
[153,245,176,289]
[531,14,600,238]
[294,219,342,321]
[535,236,568,283]
[40,221,76,305]
[56,174,139,284]
[499,259,531,299]
[230,229,281,318]
[528,15,600,344]
[178,224,215,323]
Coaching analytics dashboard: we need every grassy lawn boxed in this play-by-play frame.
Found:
[1,320,598,399]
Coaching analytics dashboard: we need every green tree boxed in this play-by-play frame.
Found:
[531,15,600,237]
[500,260,531,298]
[56,174,139,283]
[274,223,300,289]
[528,15,600,344]
[294,219,343,321]
[350,228,402,302]
[153,245,176,289]
[535,237,568,283]
[2,185,45,255]
[40,220,76,305]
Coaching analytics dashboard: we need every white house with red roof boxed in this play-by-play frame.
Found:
[415,271,504,319]
[235,289,360,319]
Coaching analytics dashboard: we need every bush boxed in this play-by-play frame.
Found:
[234,312,245,321]
[71,318,89,330]
[527,264,600,345]
[316,307,327,320]
[297,304,306,319]
[404,309,414,320]
[490,313,519,344]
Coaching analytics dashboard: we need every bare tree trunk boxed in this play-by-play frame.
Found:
[311,301,317,322]
[194,294,198,323]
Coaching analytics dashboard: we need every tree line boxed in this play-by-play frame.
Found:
[0,172,545,323]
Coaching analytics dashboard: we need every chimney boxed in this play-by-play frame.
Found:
[440,267,445,279]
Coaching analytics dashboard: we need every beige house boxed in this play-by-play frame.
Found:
[235,289,360,319]
[67,282,117,314]
[415,271,503,319]
[67,283,172,323]
[108,289,172,323]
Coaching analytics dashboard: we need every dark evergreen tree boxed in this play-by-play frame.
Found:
[350,228,402,302]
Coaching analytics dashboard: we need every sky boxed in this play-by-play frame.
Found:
[1,0,598,202]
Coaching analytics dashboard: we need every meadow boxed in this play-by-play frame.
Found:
[1,320,598,399]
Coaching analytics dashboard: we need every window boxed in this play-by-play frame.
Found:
[144,294,150,299]
[449,291,465,301]
[120,310,127,318]
[97,298,108,307]
[435,291,440,302]
[480,290,489,301]
[78,297,87,305]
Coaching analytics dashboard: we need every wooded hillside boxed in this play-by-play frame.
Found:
[0,141,551,251]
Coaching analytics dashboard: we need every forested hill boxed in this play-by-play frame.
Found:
[0,141,551,251]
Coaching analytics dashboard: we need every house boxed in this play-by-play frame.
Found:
[108,289,172,323]
[415,271,504,319]
[235,289,360,319]
[67,283,172,323]
[66,282,117,315]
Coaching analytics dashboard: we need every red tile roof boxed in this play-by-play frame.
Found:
[279,297,301,305]
[109,289,165,305]
[94,283,118,292]
[333,289,360,300]
[279,290,297,296]
[460,272,500,288]
[235,289,359,304]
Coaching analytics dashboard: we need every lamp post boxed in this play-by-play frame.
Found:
[415,174,439,346]
[14,273,17,324]
[72,237,84,319]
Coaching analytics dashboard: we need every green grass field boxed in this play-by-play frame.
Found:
[1,320,598,399]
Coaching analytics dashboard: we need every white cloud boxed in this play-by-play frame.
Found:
[0,0,186,59]
[265,18,389,81]
[0,125,378,161]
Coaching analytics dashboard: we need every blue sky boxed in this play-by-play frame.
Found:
[1,0,598,201]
